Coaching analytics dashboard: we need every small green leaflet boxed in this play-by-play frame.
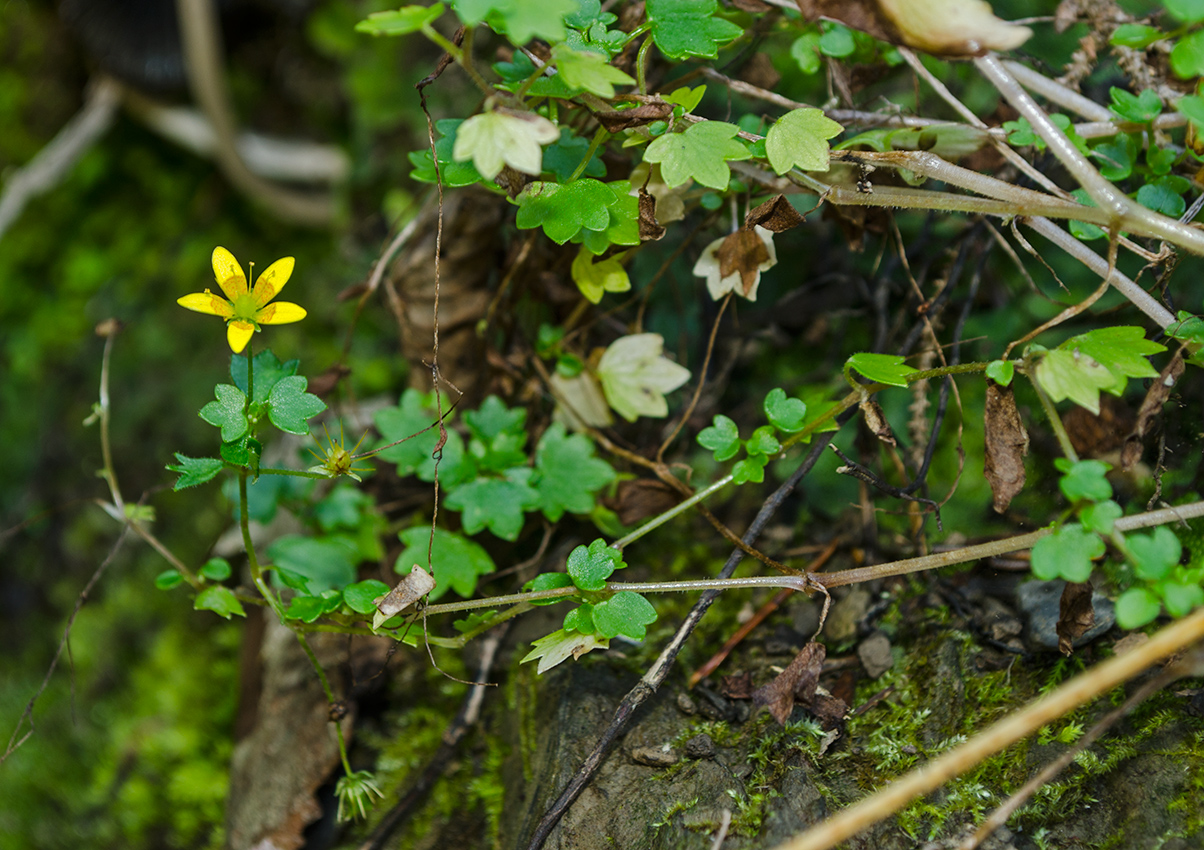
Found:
[453,109,559,180]
[763,388,807,433]
[744,425,780,457]
[1171,30,1204,78]
[342,579,391,614]
[984,360,1014,387]
[845,352,917,387]
[155,570,184,590]
[732,453,768,484]
[1030,523,1103,583]
[267,376,326,435]
[1055,458,1112,504]
[552,44,634,98]
[167,453,224,490]
[200,557,232,581]
[663,85,706,112]
[194,585,246,619]
[1115,587,1161,629]
[644,121,750,189]
[766,108,843,175]
[355,3,444,35]
[396,526,496,600]
[452,0,575,44]
[698,414,740,461]
[1109,87,1162,124]
[1128,526,1182,581]
[646,0,743,60]
[1080,499,1122,535]
[567,538,625,591]
[592,591,657,640]
[1109,23,1164,49]
[532,423,616,521]
[200,384,249,442]
[444,471,540,540]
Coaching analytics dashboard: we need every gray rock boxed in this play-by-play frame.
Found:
[1016,579,1115,651]
[857,631,894,678]
[684,733,716,759]
[630,745,678,768]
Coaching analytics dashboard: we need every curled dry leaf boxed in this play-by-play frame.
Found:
[594,101,673,133]
[794,0,1031,58]
[752,640,826,725]
[1056,580,1096,657]
[859,396,897,446]
[372,564,436,629]
[630,162,688,225]
[984,379,1029,513]
[638,187,666,241]
[745,194,806,233]
[1122,349,1184,470]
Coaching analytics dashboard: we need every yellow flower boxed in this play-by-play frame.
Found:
[178,246,306,353]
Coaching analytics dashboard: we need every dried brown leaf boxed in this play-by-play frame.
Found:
[717,229,771,296]
[1123,349,1184,469]
[594,101,673,133]
[720,671,754,700]
[752,641,826,725]
[1056,580,1095,656]
[745,194,806,233]
[859,396,897,446]
[373,565,436,629]
[603,477,681,525]
[732,0,773,11]
[984,380,1029,513]
[638,187,666,241]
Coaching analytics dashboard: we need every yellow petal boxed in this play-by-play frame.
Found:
[252,256,295,305]
[177,291,234,318]
[257,302,307,324]
[212,246,247,299]
[227,320,256,353]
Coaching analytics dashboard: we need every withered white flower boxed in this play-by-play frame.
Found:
[692,225,777,302]
[597,333,691,422]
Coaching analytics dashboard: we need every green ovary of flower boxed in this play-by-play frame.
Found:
[177,246,307,353]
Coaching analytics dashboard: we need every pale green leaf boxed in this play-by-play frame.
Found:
[766,108,843,175]
[453,109,559,180]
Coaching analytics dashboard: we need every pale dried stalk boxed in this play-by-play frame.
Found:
[974,53,1204,255]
